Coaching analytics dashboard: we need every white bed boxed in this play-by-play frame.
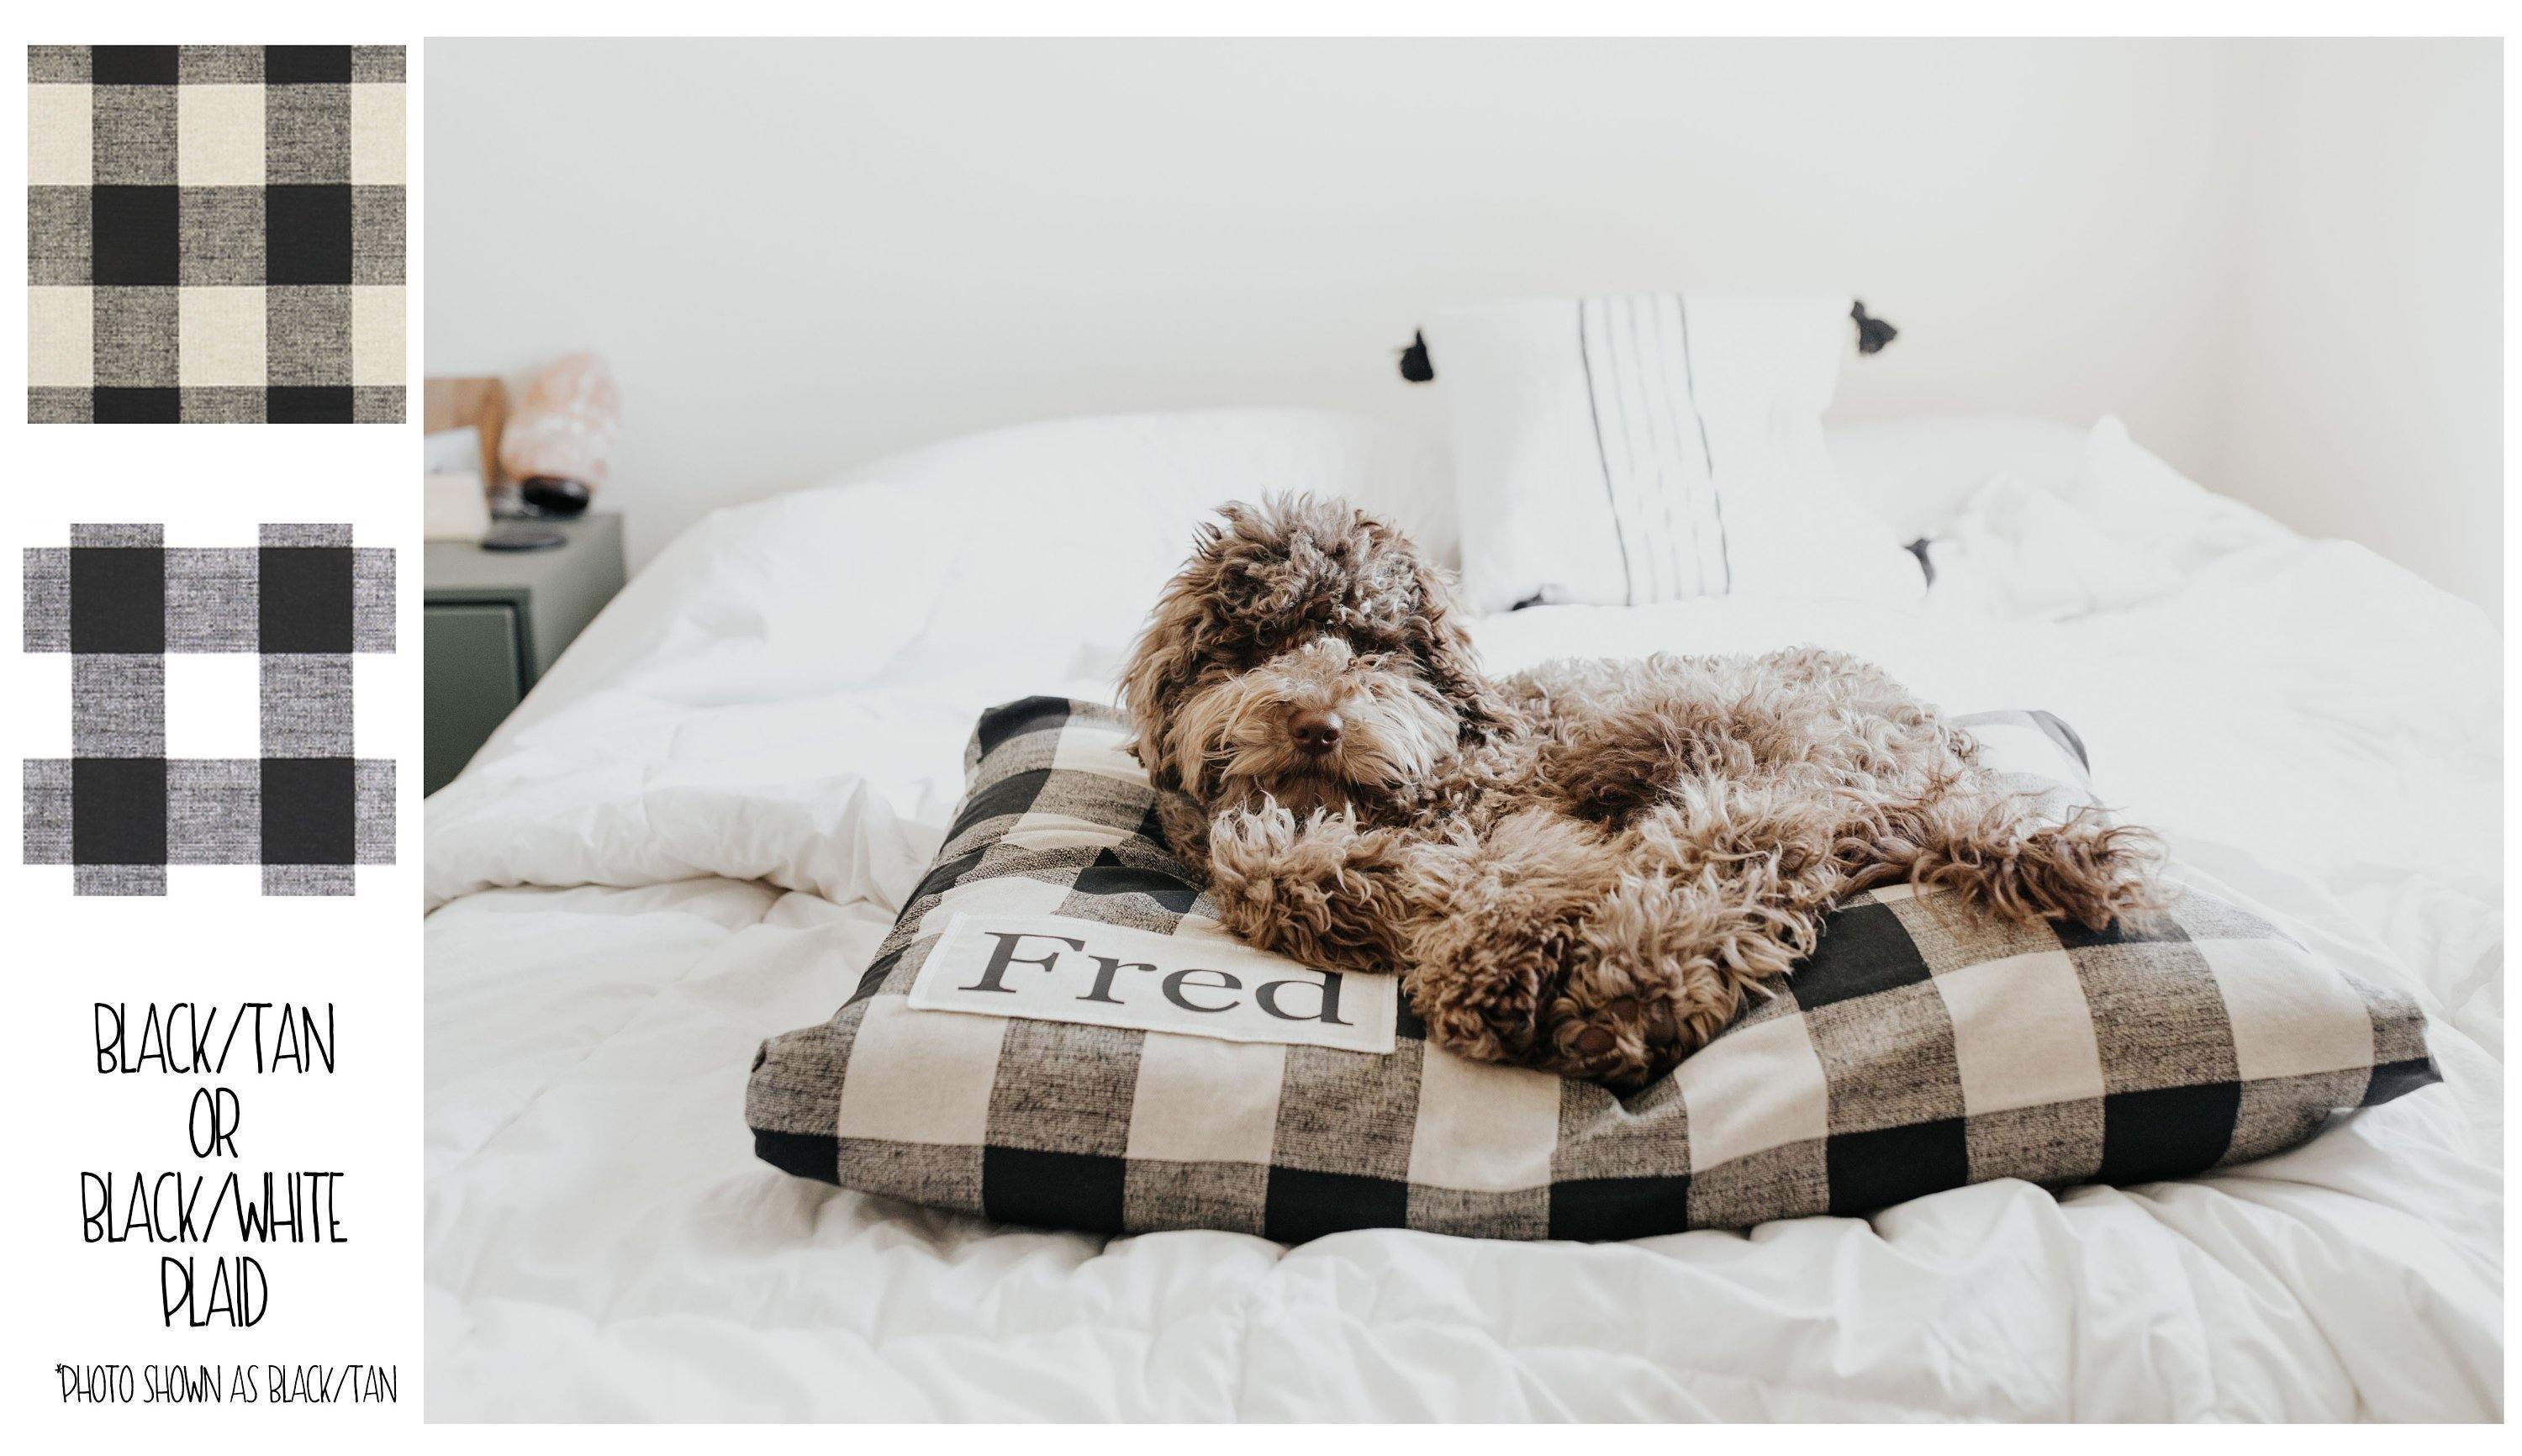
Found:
[423,409,2502,1421]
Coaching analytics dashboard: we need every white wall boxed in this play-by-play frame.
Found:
[2218,40,2502,613]
[425,38,2498,609]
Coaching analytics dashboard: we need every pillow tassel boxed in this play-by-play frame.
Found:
[1398,330,1435,382]
[1852,300,1898,355]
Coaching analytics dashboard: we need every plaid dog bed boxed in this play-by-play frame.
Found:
[747,697,2439,1241]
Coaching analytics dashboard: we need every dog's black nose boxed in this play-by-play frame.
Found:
[1289,708,1343,756]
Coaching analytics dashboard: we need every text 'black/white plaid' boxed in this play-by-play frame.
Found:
[23,525,396,895]
[28,45,405,425]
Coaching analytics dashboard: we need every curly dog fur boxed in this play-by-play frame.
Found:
[1121,495,2170,1089]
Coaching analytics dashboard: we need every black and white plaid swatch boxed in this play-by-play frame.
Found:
[28,45,405,424]
[23,525,395,894]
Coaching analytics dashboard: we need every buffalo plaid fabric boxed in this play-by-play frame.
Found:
[28,45,405,424]
[747,697,2440,1242]
[23,524,395,894]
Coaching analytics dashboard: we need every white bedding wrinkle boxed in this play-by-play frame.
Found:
[1913,417,2300,620]
[1921,477,2187,620]
[423,419,2501,1421]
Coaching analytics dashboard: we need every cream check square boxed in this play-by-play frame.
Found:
[177,84,265,185]
[923,873,1071,926]
[834,997,1005,1145]
[351,285,404,386]
[2203,938,2377,1081]
[1406,1047,1562,1191]
[349,82,404,185]
[1125,1031,1285,1164]
[1938,950,2108,1114]
[1676,1010,1830,1169]
[29,288,96,388]
[29,83,93,185]
[999,810,1132,851]
[1052,731,1146,781]
[179,287,269,386]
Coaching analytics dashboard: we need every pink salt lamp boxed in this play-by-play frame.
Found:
[499,351,620,515]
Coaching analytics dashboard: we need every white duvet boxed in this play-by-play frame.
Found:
[424,413,2502,1421]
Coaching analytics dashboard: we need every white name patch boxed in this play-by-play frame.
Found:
[908,912,1398,1054]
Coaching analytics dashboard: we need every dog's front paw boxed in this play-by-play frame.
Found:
[1206,802,1301,871]
[1407,909,1696,1090]
[1206,806,1409,974]
[1536,973,1689,1091]
[1533,872,1774,1090]
[1401,807,1717,1089]
[1405,904,1584,1070]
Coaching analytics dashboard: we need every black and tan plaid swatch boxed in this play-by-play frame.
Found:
[28,45,404,424]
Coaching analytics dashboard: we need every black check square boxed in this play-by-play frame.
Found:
[2362,1059,2438,1107]
[93,47,180,85]
[266,186,354,283]
[1548,1175,1692,1241]
[69,546,166,653]
[1827,1118,1970,1215]
[1264,1168,1411,1242]
[94,388,182,424]
[268,387,355,424]
[2097,1083,2240,1183]
[94,187,182,285]
[266,46,353,84]
[1072,848,1202,913]
[1791,900,1930,1009]
[28,45,404,424]
[981,1147,1127,1235]
[259,546,354,651]
[71,757,167,866]
[261,757,356,866]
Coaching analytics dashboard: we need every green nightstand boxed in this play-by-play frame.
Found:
[424,514,627,794]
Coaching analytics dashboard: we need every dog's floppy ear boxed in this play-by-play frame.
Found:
[1395,537,1515,745]
[1117,515,1232,789]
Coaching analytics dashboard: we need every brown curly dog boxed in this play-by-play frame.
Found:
[1119,495,2169,1089]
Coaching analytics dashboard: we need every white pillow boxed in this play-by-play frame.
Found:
[1423,293,1924,613]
